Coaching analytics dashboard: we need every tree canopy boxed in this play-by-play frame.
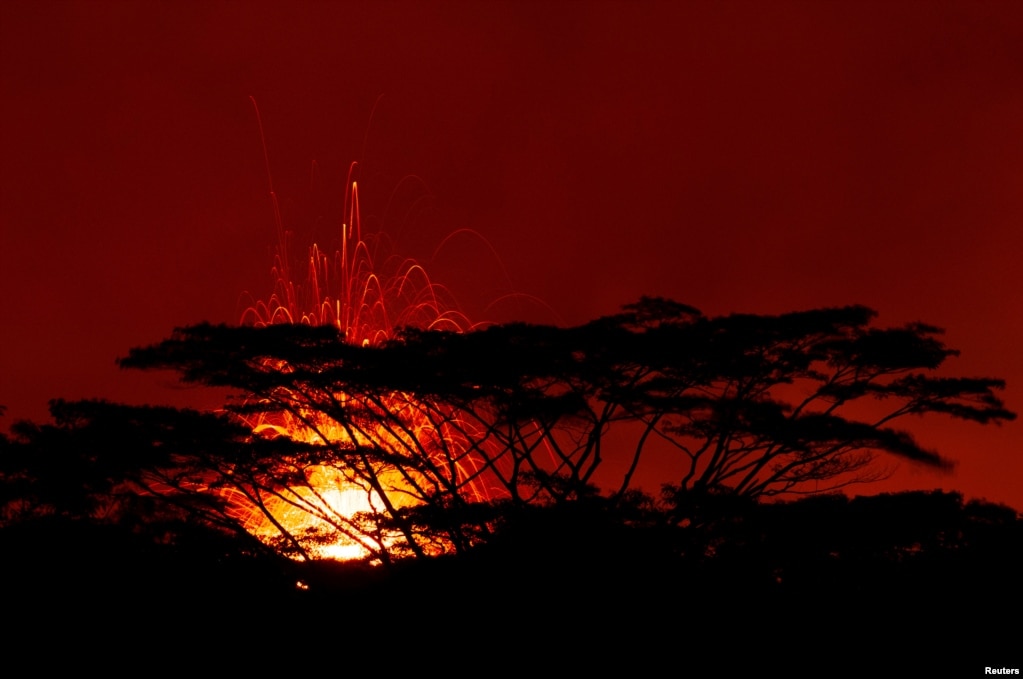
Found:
[70,296,1010,559]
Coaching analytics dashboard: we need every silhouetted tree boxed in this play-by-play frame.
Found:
[0,400,313,605]
[109,297,1013,559]
[1,400,284,551]
[597,301,1015,497]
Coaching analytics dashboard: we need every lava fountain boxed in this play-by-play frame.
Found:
[227,140,493,562]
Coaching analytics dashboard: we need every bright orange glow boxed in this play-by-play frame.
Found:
[233,151,491,561]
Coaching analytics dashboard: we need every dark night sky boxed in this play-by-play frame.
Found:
[2,1,1021,508]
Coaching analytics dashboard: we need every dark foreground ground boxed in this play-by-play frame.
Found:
[3,491,1020,674]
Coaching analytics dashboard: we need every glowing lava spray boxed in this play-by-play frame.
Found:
[228,104,489,561]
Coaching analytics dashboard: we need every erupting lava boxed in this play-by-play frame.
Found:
[233,138,487,561]
[241,165,474,342]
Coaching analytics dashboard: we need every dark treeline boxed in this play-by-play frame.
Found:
[1,298,1018,669]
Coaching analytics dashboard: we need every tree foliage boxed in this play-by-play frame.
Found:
[1,300,1017,668]
[1,298,1013,563]
[88,297,1013,558]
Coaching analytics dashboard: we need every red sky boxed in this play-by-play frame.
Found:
[2,1,1021,508]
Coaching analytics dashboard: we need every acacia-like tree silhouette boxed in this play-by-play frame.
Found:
[104,297,1013,558]
[1,302,1017,670]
